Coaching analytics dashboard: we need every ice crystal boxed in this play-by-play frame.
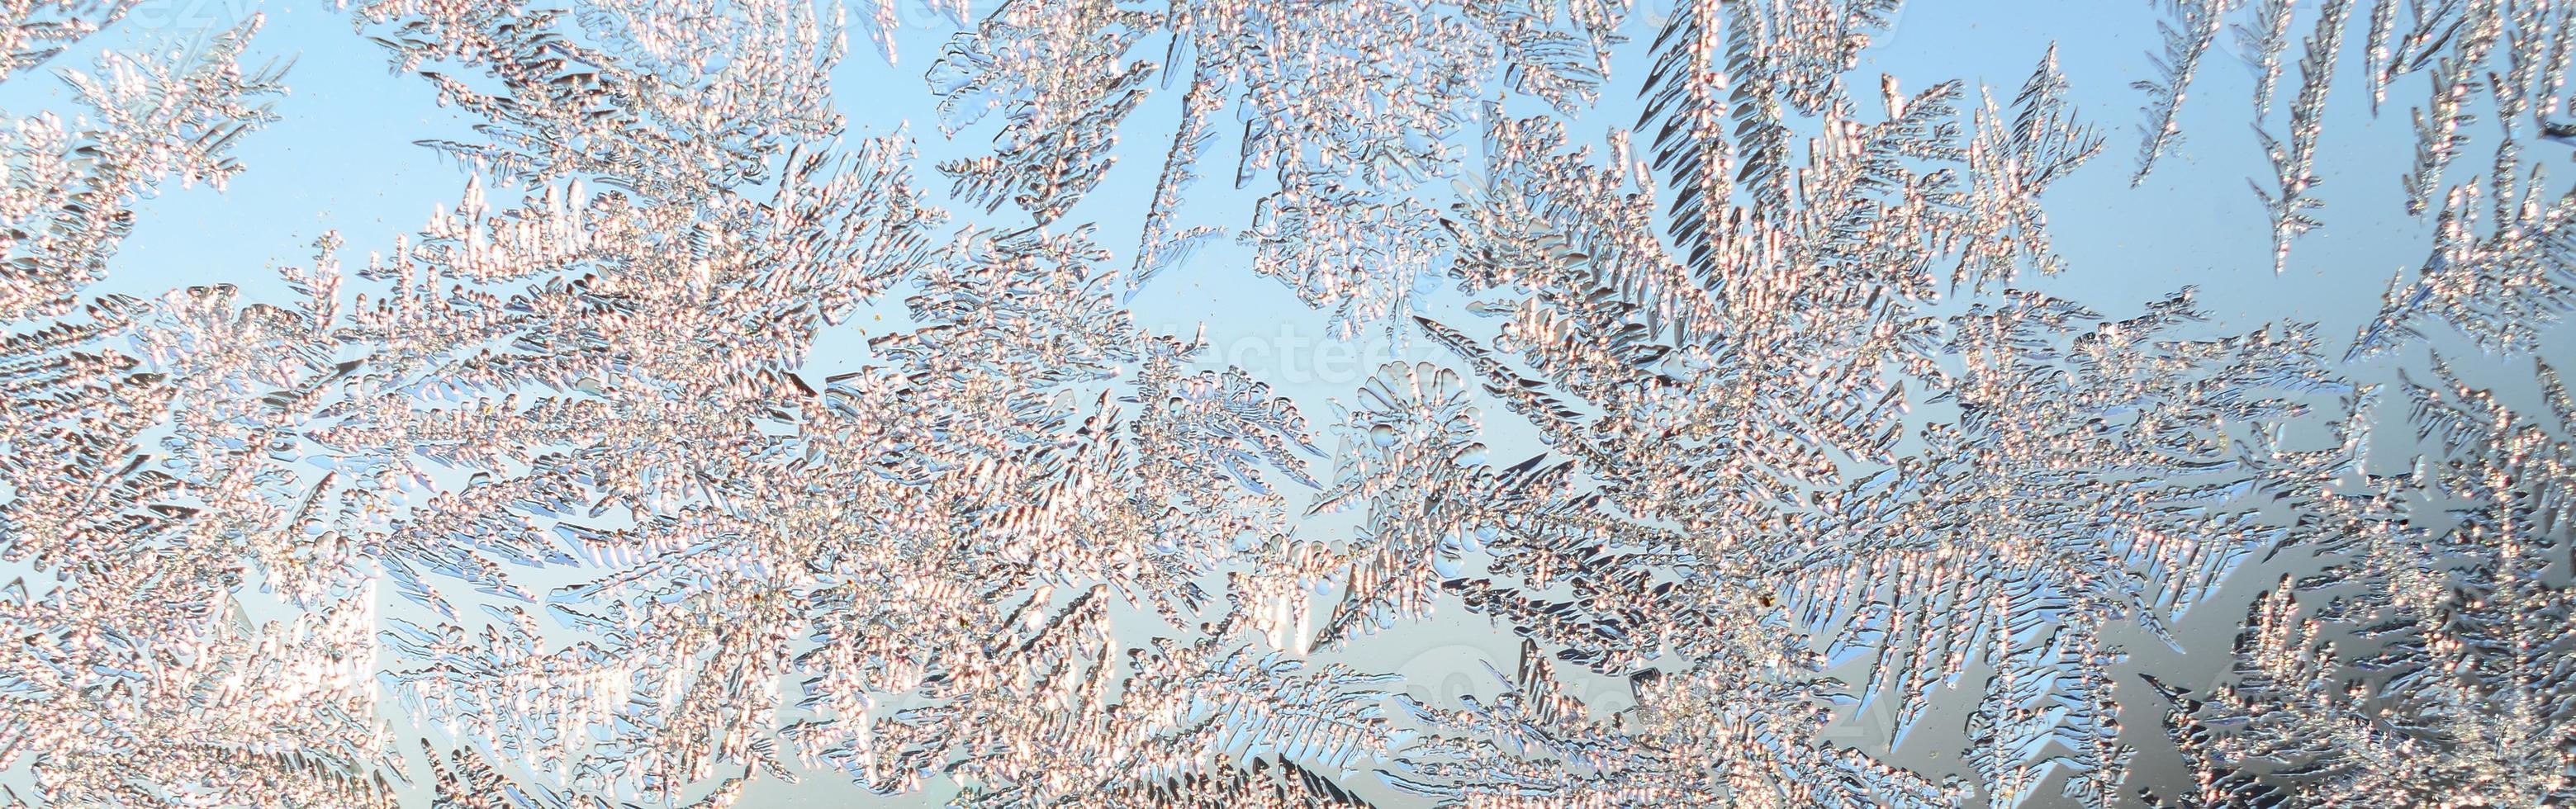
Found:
[2348,0,2576,357]
[2133,0,2239,183]
[0,1,132,83]
[2148,359,2575,806]
[2136,0,2576,339]
[2,0,2574,807]
[926,0,1634,334]
[1356,24,2343,805]
[2247,0,2353,274]
[0,17,382,806]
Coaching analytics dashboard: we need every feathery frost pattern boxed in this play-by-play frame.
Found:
[1,0,2574,807]
[2149,360,2575,806]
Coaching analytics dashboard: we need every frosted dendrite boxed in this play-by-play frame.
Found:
[925,0,1635,335]
[2349,159,2576,360]
[2134,0,2240,183]
[0,16,396,806]
[1817,290,2351,807]
[2347,0,2576,355]
[1639,0,1905,283]
[2137,0,2576,288]
[1962,45,2108,285]
[1388,640,1965,807]
[0,1,134,82]
[2148,360,2576,807]
[7,0,1392,802]
[2237,0,2298,116]
[323,2,1386,800]
[1311,362,1961,806]
[926,0,1154,226]
[2249,0,2352,274]
[1340,23,2355,802]
[0,12,282,323]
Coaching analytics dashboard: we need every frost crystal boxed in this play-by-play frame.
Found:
[2,1,2574,807]
[2150,360,2575,806]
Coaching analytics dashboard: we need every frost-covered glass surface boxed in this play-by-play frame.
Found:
[1,0,2572,806]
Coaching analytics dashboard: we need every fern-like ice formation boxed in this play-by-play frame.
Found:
[2148,359,2574,807]
[0,0,2573,807]
[2137,0,2576,305]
